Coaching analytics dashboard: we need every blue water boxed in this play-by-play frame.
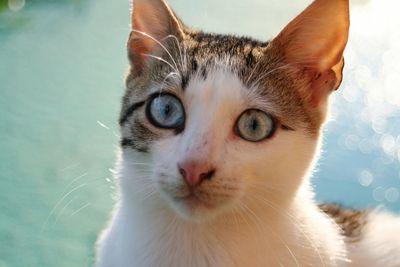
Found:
[0,0,399,266]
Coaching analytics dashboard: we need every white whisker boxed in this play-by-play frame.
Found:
[162,34,184,71]
[158,72,180,95]
[132,29,180,73]
[41,183,86,233]
[70,203,91,217]
[54,195,78,225]
[142,53,178,74]
[250,192,326,267]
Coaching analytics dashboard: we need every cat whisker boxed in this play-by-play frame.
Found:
[249,58,323,88]
[246,182,295,194]
[245,196,301,267]
[247,182,326,266]
[125,169,152,174]
[127,169,153,175]
[131,29,180,73]
[158,71,181,95]
[140,188,157,202]
[164,213,178,236]
[226,208,254,265]
[53,195,78,225]
[48,172,115,227]
[70,202,91,217]
[126,162,153,166]
[230,206,241,233]
[162,34,185,72]
[126,174,153,180]
[126,177,153,185]
[132,182,156,195]
[64,172,88,191]
[60,162,81,172]
[41,183,87,233]
[245,57,263,86]
[141,53,179,74]
[241,201,290,266]
[266,224,301,267]
[249,63,292,88]
[236,201,265,249]
[250,192,326,267]
[241,202,265,233]
[183,41,188,74]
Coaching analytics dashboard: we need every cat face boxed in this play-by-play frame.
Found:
[119,0,349,221]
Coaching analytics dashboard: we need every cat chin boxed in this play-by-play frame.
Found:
[166,195,232,223]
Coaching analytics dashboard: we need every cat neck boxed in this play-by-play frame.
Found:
[115,180,345,267]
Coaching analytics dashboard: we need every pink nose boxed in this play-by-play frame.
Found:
[178,160,216,187]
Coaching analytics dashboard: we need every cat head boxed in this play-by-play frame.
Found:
[119,0,350,221]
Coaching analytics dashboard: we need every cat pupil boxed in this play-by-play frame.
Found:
[163,104,170,117]
[251,119,258,131]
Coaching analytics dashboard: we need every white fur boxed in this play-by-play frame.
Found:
[95,70,398,267]
[346,211,400,267]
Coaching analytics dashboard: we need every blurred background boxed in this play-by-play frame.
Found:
[1,0,399,266]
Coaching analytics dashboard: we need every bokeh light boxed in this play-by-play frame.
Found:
[8,0,25,12]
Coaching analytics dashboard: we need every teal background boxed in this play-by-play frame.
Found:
[0,0,399,266]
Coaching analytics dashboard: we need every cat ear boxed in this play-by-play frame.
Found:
[270,0,350,106]
[128,0,184,76]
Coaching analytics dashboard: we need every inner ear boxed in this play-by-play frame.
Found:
[270,0,350,106]
[128,0,184,76]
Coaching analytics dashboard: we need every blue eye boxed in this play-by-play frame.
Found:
[146,93,185,130]
[236,109,276,142]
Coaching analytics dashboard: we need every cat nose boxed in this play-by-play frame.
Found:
[178,161,216,187]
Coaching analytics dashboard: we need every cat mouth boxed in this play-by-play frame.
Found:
[174,193,214,210]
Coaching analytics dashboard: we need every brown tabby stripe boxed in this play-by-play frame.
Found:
[119,101,145,125]
[319,204,369,242]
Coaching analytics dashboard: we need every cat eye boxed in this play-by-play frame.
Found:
[235,109,276,142]
[146,93,185,130]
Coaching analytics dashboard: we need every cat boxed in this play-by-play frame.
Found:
[95,0,400,266]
